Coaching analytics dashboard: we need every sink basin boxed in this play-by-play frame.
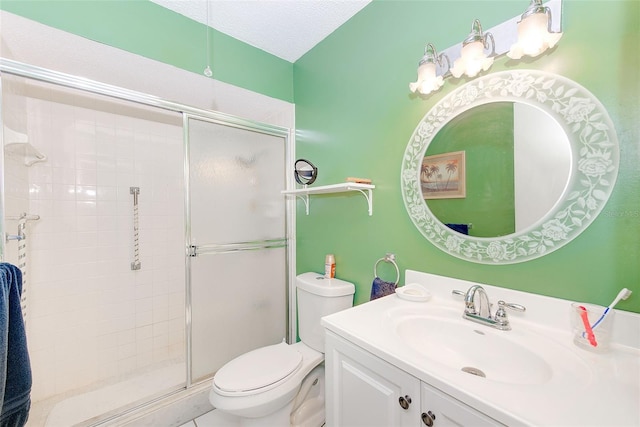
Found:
[394,313,586,385]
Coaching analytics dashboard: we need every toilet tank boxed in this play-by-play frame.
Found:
[296,272,355,353]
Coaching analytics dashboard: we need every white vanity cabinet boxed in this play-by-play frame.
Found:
[325,331,503,427]
[322,270,640,426]
[325,331,420,426]
[420,382,503,427]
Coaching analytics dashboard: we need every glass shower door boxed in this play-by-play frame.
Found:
[186,116,288,383]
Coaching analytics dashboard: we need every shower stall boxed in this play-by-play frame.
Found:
[0,59,293,426]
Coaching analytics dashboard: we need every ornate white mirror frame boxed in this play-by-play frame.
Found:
[401,69,619,264]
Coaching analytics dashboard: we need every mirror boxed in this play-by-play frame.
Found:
[401,70,619,264]
[424,102,571,237]
[294,158,318,185]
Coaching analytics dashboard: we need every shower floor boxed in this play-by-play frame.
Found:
[27,361,185,427]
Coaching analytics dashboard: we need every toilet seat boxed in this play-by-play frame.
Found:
[213,342,303,397]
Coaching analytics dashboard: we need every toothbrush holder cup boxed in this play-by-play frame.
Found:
[570,302,614,352]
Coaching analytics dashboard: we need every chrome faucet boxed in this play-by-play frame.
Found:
[453,285,526,331]
[464,285,491,319]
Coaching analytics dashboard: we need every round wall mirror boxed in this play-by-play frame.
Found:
[401,70,619,264]
[294,158,318,185]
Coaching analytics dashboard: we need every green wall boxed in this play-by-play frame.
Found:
[2,0,638,312]
[293,0,640,312]
[0,0,294,103]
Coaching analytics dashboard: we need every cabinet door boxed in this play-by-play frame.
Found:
[325,331,421,427]
[420,382,504,427]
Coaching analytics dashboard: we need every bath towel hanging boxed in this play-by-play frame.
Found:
[370,254,400,301]
[0,263,32,427]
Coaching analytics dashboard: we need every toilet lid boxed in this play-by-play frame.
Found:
[213,342,302,393]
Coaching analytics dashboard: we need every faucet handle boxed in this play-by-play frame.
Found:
[498,300,526,312]
[494,300,526,330]
[451,290,465,298]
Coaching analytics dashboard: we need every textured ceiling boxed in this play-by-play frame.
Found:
[149,0,371,63]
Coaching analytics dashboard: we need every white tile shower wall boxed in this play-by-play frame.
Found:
[21,85,186,401]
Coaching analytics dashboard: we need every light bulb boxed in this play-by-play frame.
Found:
[410,62,444,95]
[450,41,493,78]
[508,6,563,59]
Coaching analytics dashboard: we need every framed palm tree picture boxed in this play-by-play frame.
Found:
[421,151,466,199]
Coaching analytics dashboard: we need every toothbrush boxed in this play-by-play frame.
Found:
[591,288,633,331]
[578,305,598,347]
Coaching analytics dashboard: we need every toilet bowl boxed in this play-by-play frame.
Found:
[209,341,323,424]
[209,273,355,426]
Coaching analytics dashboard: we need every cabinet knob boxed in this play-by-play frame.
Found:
[398,395,412,410]
[421,411,436,426]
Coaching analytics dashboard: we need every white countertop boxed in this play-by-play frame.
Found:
[321,270,640,426]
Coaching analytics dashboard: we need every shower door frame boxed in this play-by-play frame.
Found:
[183,112,293,385]
[0,58,297,416]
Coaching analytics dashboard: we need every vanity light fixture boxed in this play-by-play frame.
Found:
[409,44,450,96]
[507,0,563,59]
[409,0,563,97]
[450,19,496,79]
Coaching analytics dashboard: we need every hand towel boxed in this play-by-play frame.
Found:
[370,276,396,301]
[0,263,32,427]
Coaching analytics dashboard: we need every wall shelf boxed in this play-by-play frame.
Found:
[4,142,47,166]
[282,182,375,216]
[3,125,47,166]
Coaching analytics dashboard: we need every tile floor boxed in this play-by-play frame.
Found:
[180,409,239,427]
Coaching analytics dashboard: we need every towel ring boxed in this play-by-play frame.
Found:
[374,253,400,286]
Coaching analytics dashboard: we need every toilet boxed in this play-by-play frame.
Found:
[209,272,355,426]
